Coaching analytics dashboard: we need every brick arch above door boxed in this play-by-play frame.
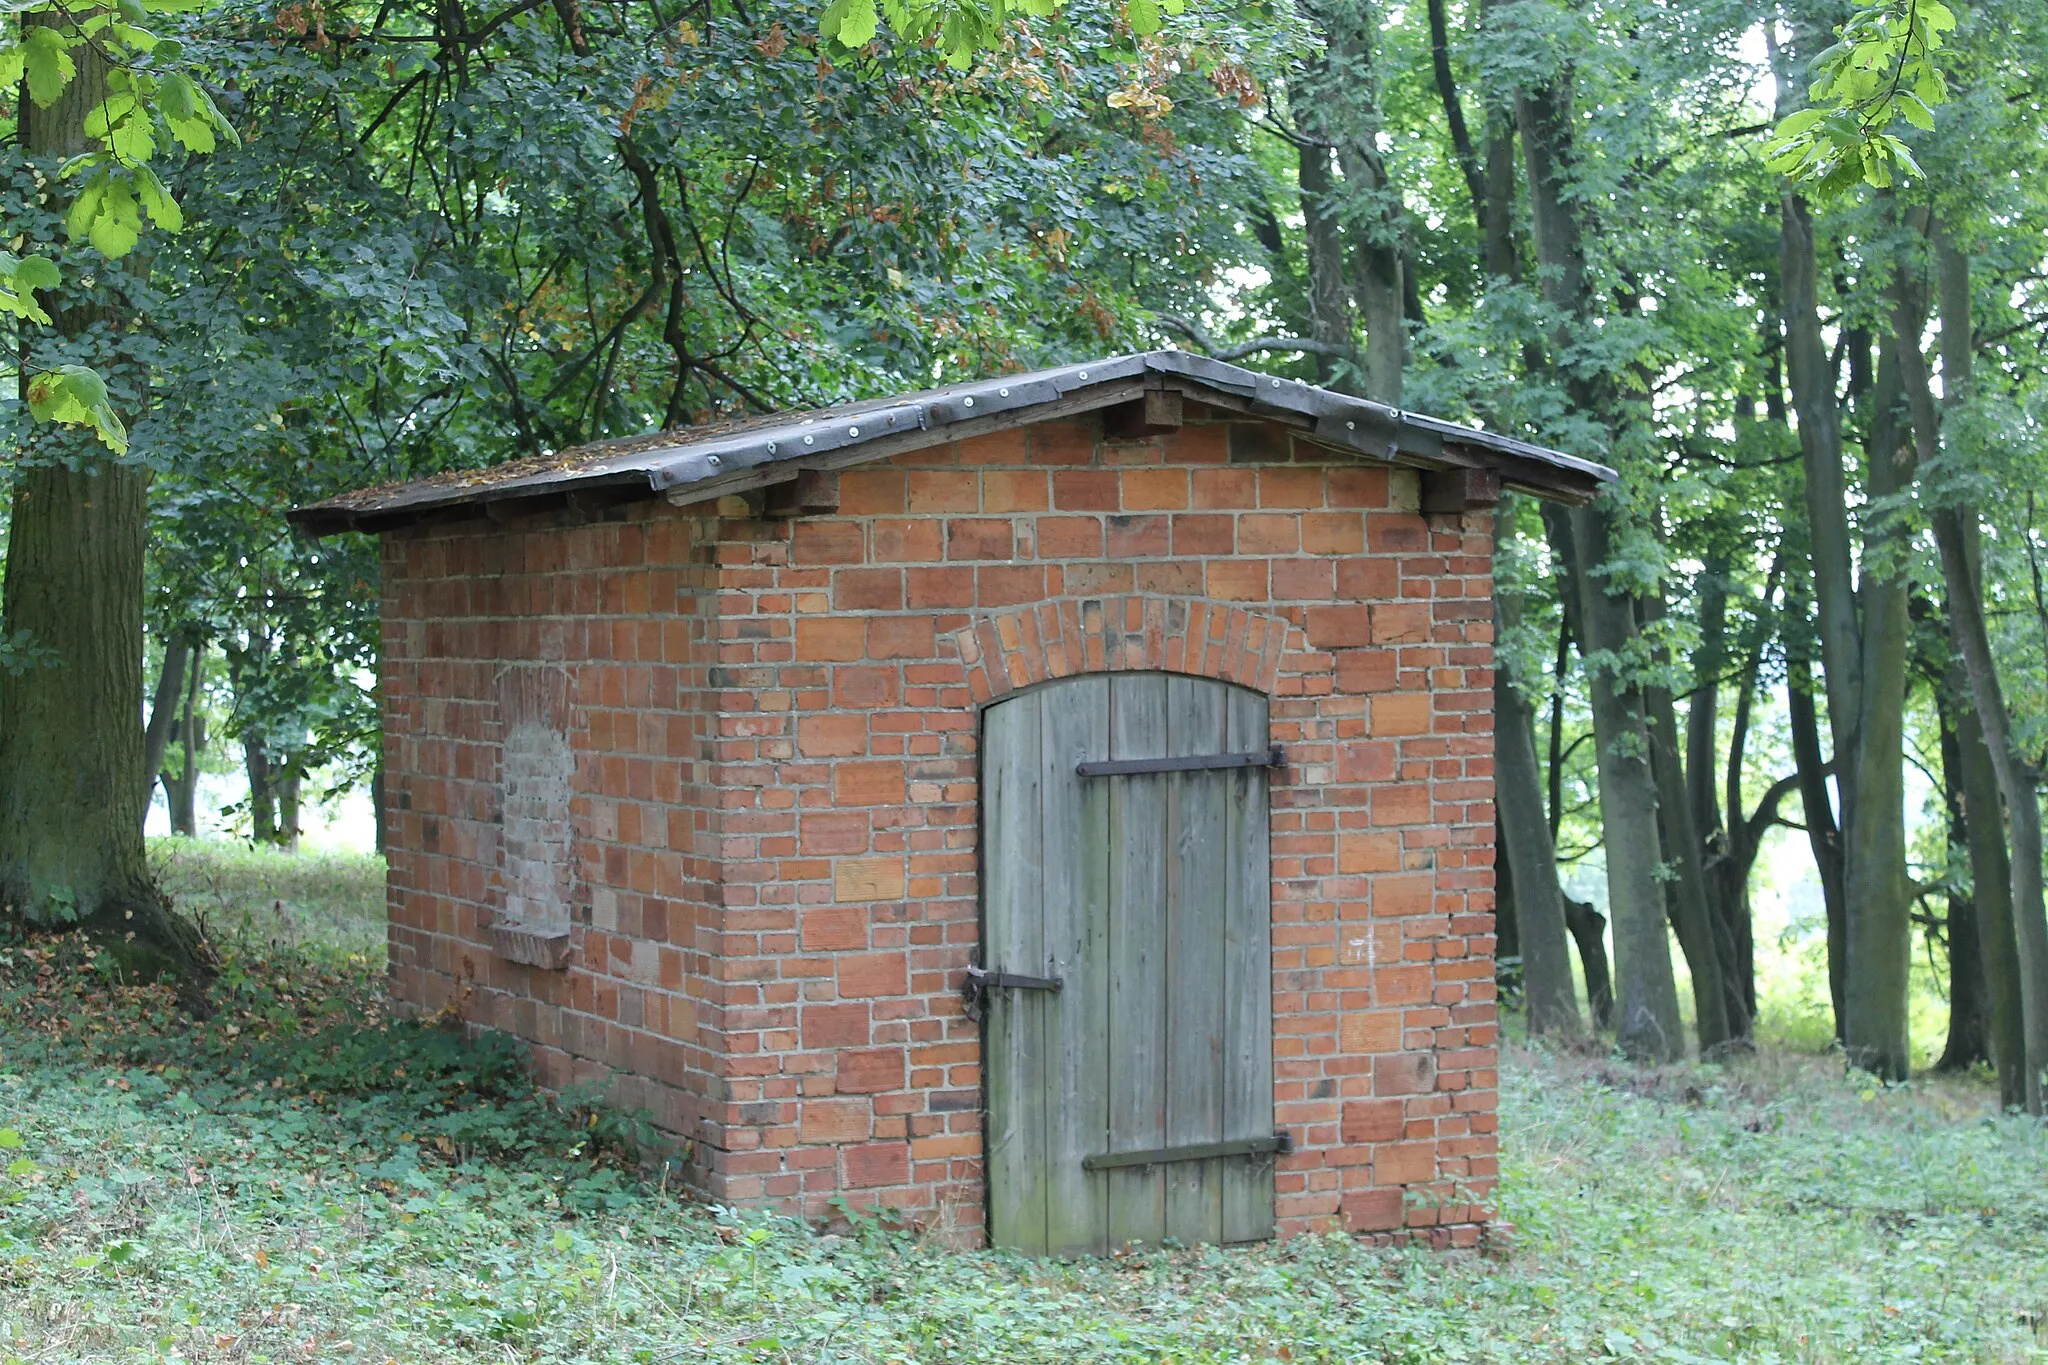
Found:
[949,596,1312,706]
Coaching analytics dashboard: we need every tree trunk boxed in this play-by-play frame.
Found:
[1495,508,1582,1038]
[1494,817,1520,980]
[277,768,302,851]
[1951,666,2025,1105]
[1935,702,1989,1073]
[1539,619,1609,1023]
[165,644,204,838]
[1306,0,1403,403]
[1498,674,1581,1036]
[1717,577,1782,1028]
[1467,0,1522,285]
[1787,635,1848,1036]
[1296,133,1352,390]
[1929,507,2048,1113]
[1331,121,1405,404]
[0,464,164,928]
[1687,557,1728,843]
[1838,347,1915,1080]
[245,734,279,844]
[371,763,387,855]
[1547,615,1569,842]
[142,635,192,823]
[1548,505,1682,1060]
[1518,65,1679,1060]
[1564,894,1613,1031]
[1896,224,2048,1105]
[1780,184,1918,1078]
[1647,677,1738,1051]
[1425,0,1485,232]
[1516,82,1586,316]
[0,14,205,987]
[1781,195,1863,784]
[1482,114,1519,283]
[1339,170,1405,405]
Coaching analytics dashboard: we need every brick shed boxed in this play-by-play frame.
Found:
[291,350,1610,1253]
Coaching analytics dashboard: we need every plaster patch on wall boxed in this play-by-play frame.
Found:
[492,665,575,967]
[501,719,575,928]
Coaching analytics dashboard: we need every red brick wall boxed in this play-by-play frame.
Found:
[379,414,1500,1247]
[380,513,728,1138]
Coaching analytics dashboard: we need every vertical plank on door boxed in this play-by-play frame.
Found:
[1041,676,1112,1256]
[1164,675,1229,1245]
[1220,686,1277,1243]
[1105,673,1169,1249]
[982,693,1048,1254]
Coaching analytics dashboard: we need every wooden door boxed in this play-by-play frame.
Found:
[981,672,1274,1256]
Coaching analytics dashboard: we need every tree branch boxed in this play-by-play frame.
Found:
[1150,311,1351,361]
[1742,767,1817,848]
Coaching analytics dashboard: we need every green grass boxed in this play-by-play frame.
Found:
[2,842,2046,1363]
[149,837,386,962]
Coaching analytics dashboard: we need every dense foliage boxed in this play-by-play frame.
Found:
[131,0,1287,806]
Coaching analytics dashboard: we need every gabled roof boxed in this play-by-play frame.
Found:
[288,350,1615,536]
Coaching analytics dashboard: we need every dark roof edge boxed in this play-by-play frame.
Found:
[288,351,1615,536]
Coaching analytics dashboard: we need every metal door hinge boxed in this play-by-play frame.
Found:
[961,963,1063,1021]
[1077,746,1284,777]
[1080,1131,1293,1172]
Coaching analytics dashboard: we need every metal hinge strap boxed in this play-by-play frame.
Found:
[1076,746,1284,777]
[1080,1132,1293,1171]
[975,968,1064,992]
[960,964,1063,1021]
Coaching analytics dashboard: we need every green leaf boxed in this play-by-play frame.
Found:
[25,365,128,453]
[157,70,197,122]
[83,93,140,142]
[107,22,161,52]
[87,178,144,258]
[1817,158,1864,197]
[23,25,77,107]
[5,1158,34,1178]
[834,0,878,47]
[0,1129,24,1149]
[65,177,107,243]
[136,166,183,232]
[1125,0,1162,34]
[8,255,60,292]
[1882,134,1924,178]
[108,108,156,163]
[817,0,851,45]
[27,365,110,421]
[166,113,217,154]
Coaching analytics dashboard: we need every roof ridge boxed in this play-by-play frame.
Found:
[290,349,1613,535]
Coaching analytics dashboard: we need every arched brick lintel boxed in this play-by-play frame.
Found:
[951,596,1309,706]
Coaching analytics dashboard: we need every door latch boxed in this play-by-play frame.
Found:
[961,963,1063,1021]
